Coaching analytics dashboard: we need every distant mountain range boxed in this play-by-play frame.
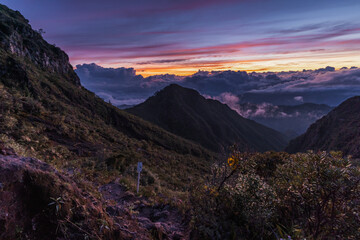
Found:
[237,102,333,138]
[121,101,332,139]
[286,96,360,158]
[122,100,332,139]
[76,62,360,111]
[127,84,288,152]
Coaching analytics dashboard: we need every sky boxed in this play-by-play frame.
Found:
[2,0,360,76]
[75,63,360,107]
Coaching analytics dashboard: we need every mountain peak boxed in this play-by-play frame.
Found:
[156,84,199,96]
[163,83,183,90]
[0,4,80,85]
[128,84,288,152]
[336,96,360,109]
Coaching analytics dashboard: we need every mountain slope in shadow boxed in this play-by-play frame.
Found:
[128,84,288,152]
[286,96,360,157]
[0,3,212,191]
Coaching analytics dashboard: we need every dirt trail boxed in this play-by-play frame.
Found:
[0,141,189,239]
[99,181,189,240]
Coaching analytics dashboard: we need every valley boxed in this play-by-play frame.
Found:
[0,2,359,240]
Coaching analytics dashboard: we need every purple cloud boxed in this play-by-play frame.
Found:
[75,63,360,108]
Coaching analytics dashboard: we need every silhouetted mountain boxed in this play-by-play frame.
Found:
[117,104,135,109]
[286,96,360,157]
[127,84,288,152]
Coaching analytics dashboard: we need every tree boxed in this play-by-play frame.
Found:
[37,28,45,36]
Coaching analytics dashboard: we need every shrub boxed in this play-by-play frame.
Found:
[274,151,360,239]
[190,151,360,240]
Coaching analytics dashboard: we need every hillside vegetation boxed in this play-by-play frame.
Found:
[190,150,360,239]
[0,3,213,192]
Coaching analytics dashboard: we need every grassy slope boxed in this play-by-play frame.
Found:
[0,4,214,193]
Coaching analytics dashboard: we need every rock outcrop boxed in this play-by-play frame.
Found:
[0,145,121,240]
[0,4,80,85]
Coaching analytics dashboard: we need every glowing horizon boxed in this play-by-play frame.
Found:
[79,48,360,77]
[3,0,360,77]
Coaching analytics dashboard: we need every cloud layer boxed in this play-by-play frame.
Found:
[76,64,360,108]
[3,0,360,75]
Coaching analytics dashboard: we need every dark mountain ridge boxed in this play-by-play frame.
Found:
[0,3,212,191]
[128,84,288,152]
[0,5,79,84]
[286,96,360,157]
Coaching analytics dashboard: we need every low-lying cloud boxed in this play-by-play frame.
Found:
[294,96,304,102]
[75,63,360,108]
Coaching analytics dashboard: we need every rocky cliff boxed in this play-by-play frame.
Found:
[0,4,80,84]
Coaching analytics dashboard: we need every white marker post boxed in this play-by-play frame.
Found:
[137,162,143,194]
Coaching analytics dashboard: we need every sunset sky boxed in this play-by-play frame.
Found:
[3,0,360,76]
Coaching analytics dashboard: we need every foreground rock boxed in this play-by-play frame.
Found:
[0,147,121,240]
